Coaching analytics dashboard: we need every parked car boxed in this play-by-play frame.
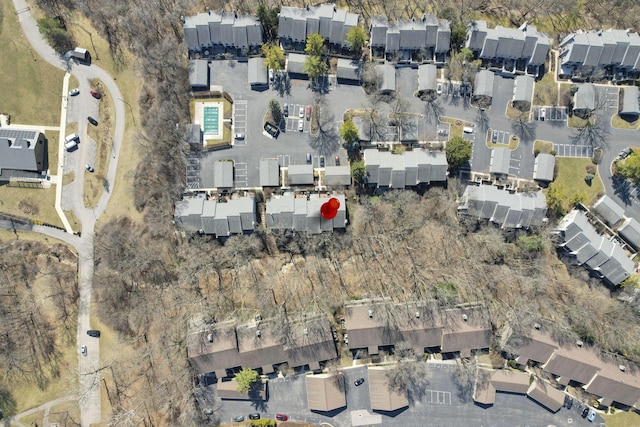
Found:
[299,107,305,118]
[275,414,288,421]
[335,156,340,166]
[80,345,87,356]
[64,133,79,151]
[354,378,365,386]
[620,147,633,159]
[540,107,546,121]
[306,153,312,164]
[88,116,98,126]
[269,69,274,82]
[234,133,245,140]
[248,413,261,420]
[232,415,244,422]
[264,123,280,138]
[90,90,101,99]
[581,408,589,418]
[564,396,573,409]
[587,409,596,422]
[463,126,474,134]
[436,82,442,95]
[319,156,325,167]
[87,330,101,338]
[298,119,304,132]
[305,105,312,120]
[283,103,289,117]
[491,129,498,143]
[437,129,449,136]
[85,164,94,173]
[69,88,80,96]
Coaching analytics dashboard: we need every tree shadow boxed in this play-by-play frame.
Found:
[612,174,633,206]
[511,119,537,144]
[476,109,489,132]
[274,73,291,98]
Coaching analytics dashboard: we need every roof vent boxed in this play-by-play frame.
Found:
[462,314,468,321]
[368,310,373,318]
[304,328,308,335]
[180,15,185,23]
[207,334,213,343]
[206,7,210,15]
[256,330,261,338]
[576,340,583,347]
[333,6,337,12]
[619,365,626,372]
[415,311,420,318]
[534,323,541,330]
[306,5,310,11]
[421,14,426,22]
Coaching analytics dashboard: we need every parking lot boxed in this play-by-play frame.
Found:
[534,106,568,121]
[554,143,594,158]
[487,128,511,144]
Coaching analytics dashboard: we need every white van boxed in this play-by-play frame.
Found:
[463,126,474,134]
[64,133,79,151]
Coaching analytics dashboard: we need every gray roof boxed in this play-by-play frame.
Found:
[287,53,308,75]
[288,164,314,185]
[185,124,202,145]
[474,70,495,98]
[352,116,384,142]
[336,59,362,81]
[556,210,634,285]
[418,64,437,92]
[513,75,534,103]
[400,117,419,142]
[277,4,360,46]
[213,161,234,188]
[397,19,426,50]
[533,153,555,182]
[324,166,351,186]
[573,84,595,111]
[174,196,255,237]
[560,32,589,64]
[466,20,488,51]
[490,147,511,175]
[592,195,624,226]
[183,11,263,49]
[0,129,46,173]
[611,29,631,64]
[189,60,209,88]
[526,380,565,412]
[266,193,347,234]
[459,185,547,229]
[621,32,640,68]
[363,148,447,188]
[560,29,640,69]
[583,32,604,67]
[435,19,451,53]
[621,86,640,116]
[386,25,400,52]
[467,20,548,64]
[369,16,388,47]
[494,25,525,59]
[260,158,280,187]
[618,218,640,250]
[248,57,268,86]
[380,63,396,93]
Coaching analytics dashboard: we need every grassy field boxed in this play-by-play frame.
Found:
[612,114,640,129]
[533,72,558,106]
[568,115,592,128]
[440,117,474,139]
[45,130,60,172]
[550,157,604,210]
[0,0,64,126]
[85,79,114,208]
[0,185,63,227]
[64,209,81,233]
[603,411,640,427]
[534,140,555,154]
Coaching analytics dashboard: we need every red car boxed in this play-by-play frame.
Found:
[275,414,288,421]
[90,90,102,99]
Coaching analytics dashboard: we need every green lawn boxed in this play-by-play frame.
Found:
[549,157,604,211]
[603,410,640,427]
[533,72,558,106]
[612,114,640,130]
[0,185,63,228]
[534,140,554,154]
[0,0,64,125]
[441,117,474,139]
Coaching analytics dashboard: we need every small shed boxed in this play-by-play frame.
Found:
[248,57,269,87]
[324,166,351,186]
[379,63,396,94]
[474,69,495,98]
[287,164,314,185]
[260,158,280,187]
[306,374,347,412]
[417,64,437,95]
[533,153,555,182]
[287,53,308,76]
[490,147,511,176]
[620,86,640,118]
[592,195,624,226]
[189,59,209,89]
[512,75,534,110]
[336,58,362,82]
[213,161,234,188]
[573,84,596,117]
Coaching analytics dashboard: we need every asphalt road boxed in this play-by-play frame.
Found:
[13,0,127,425]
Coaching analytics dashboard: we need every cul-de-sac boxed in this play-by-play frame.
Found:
[2,0,640,426]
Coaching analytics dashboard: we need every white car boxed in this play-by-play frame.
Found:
[80,345,87,356]
[540,107,546,121]
[436,83,442,95]
[587,409,596,422]
[269,69,274,82]
[299,108,305,118]
[234,133,244,140]
[298,119,304,132]
[69,88,80,96]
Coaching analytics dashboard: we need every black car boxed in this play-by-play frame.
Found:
[283,103,289,117]
[582,407,589,418]
[319,156,325,167]
[264,122,280,139]
[88,116,98,126]
[354,377,365,386]
[248,413,260,420]
[491,129,498,143]
[565,396,573,409]
[87,330,101,338]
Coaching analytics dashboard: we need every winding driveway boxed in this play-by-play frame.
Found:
[11,0,127,425]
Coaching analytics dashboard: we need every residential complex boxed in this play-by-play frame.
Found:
[369,14,451,63]
[174,195,256,237]
[277,4,359,50]
[466,21,550,74]
[183,10,263,58]
[363,148,447,189]
[559,28,640,79]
